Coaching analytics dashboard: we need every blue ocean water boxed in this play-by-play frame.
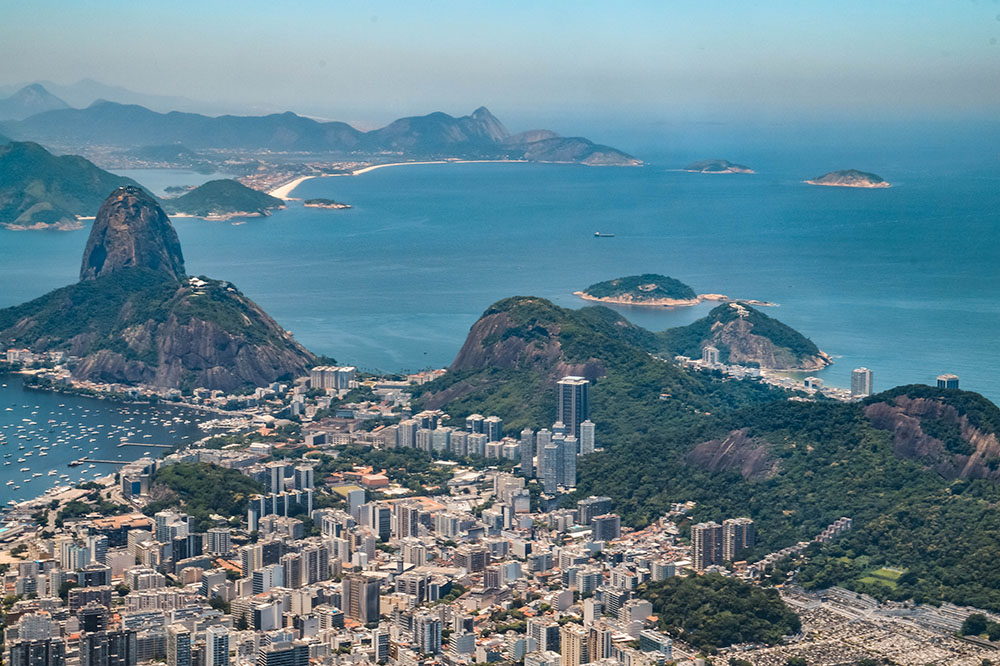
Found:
[0,375,205,503]
[1,121,998,405]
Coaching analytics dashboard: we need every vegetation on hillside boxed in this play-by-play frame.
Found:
[581,274,697,302]
[161,179,282,216]
[145,462,263,529]
[640,574,801,652]
[421,296,1000,611]
[0,141,138,224]
[658,303,822,362]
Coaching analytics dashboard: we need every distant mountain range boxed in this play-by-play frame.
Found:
[0,95,639,165]
[0,84,70,121]
[0,79,228,116]
[0,141,283,228]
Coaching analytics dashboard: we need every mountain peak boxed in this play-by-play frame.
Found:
[80,186,185,283]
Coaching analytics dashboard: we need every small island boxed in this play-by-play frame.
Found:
[161,179,285,220]
[576,274,700,307]
[805,169,890,188]
[576,274,777,308]
[683,159,754,174]
[303,198,352,210]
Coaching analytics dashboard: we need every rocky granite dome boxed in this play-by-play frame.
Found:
[658,302,831,370]
[81,186,185,282]
[0,188,314,391]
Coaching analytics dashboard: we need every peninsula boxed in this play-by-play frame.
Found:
[575,274,776,308]
[805,169,890,188]
[683,159,754,174]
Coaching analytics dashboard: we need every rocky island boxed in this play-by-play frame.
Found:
[161,178,284,219]
[683,159,754,174]
[0,186,314,390]
[575,274,700,307]
[303,198,351,210]
[805,169,890,188]
[576,274,776,308]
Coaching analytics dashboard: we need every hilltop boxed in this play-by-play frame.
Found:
[415,294,1000,609]
[161,179,284,219]
[806,169,889,188]
[0,84,70,121]
[575,274,699,306]
[0,187,314,391]
[0,141,138,229]
[412,296,787,436]
[659,302,831,370]
[683,159,754,174]
[3,101,639,166]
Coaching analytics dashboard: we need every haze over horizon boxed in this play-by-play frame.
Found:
[2,0,998,131]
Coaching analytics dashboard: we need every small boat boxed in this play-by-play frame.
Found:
[594,232,615,238]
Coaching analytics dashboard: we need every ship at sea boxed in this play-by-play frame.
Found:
[594,231,615,237]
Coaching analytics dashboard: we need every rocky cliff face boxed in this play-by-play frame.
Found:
[686,428,779,481]
[80,186,185,282]
[866,395,1000,481]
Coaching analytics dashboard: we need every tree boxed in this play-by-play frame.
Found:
[962,613,989,636]
[786,658,808,666]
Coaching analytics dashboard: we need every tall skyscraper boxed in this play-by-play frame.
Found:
[204,627,229,666]
[343,574,380,623]
[561,436,577,488]
[578,420,595,455]
[519,428,535,477]
[937,374,960,389]
[166,625,191,666]
[691,521,723,570]
[591,514,621,542]
[465,414,485,434]
[559,624,588,666]
[577,496,612,525]
[205,528,232,556]
[535,429,552,479]
[557,376,590,438]
[413,612,442,655]
[721,517,756,562]
[542,441,561,493]
[851,367,873,397]
[701,345,720,365]
[484,415,503,442]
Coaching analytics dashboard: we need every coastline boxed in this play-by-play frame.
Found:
[574,291,777,308]
[267,159,530,200]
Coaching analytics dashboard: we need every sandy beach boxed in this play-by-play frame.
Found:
[267,160,528,200]
[269,175,316,199]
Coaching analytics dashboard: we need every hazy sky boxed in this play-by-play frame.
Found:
[2,0,998,127]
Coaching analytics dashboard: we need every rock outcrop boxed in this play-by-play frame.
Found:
[80,186,185,281]
[659,302,831,370]
[686,428,779,481]
[0,188,315,391]
[866,392,1000,481]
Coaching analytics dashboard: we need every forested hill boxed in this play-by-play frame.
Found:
[418,295,1000,611]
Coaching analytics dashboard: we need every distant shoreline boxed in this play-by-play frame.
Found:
[574,291,777,308]
[268,159,530,199]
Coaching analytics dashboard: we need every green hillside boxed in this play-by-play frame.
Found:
[162,178,283,217]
